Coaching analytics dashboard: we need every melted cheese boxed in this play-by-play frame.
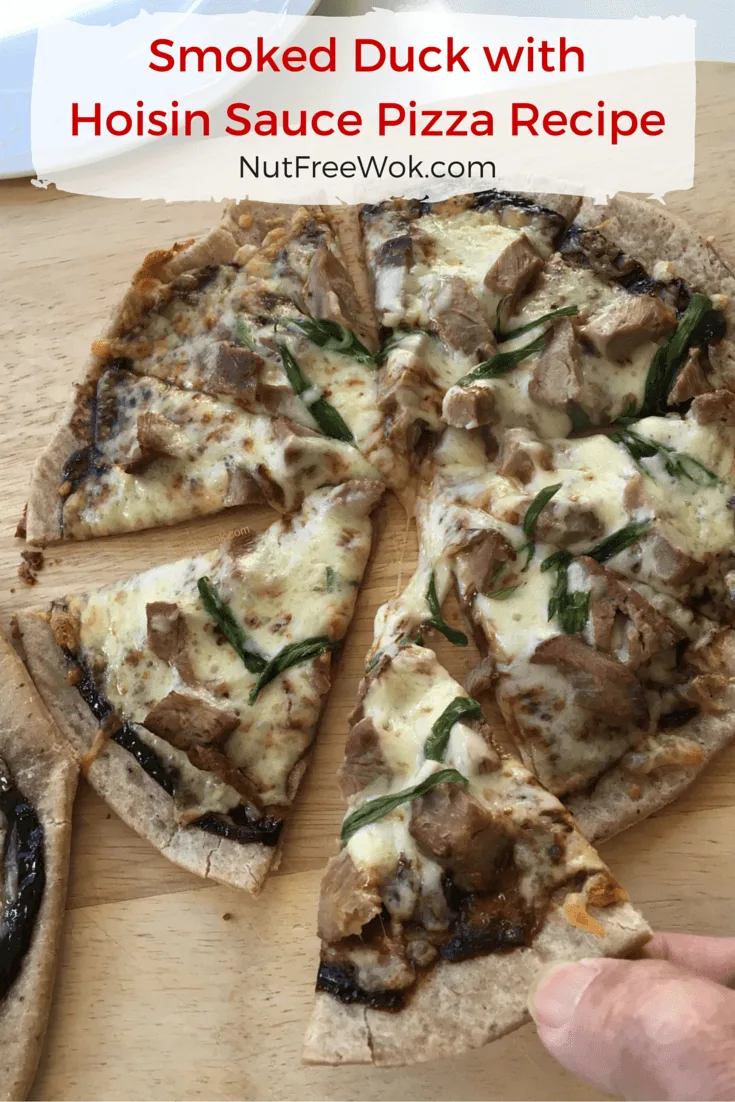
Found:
[70,485,376,809]
[345,645,603,912]
[63,372,379,539]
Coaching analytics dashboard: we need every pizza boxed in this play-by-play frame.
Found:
[0,629,76,1100]
[24,202,388,545]
[303,634,650,1065]
[17,481,381,893]
[13,188,735,1075]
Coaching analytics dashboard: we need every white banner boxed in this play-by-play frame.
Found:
[31,11,695,203]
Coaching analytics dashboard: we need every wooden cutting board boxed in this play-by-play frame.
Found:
[2,61,735,1102]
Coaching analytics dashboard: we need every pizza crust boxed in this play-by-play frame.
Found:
[303,897,650,1067]
[568,680,735,844]
[0,629,77,1101]
[575,194,735,387]
[14,610,276,895]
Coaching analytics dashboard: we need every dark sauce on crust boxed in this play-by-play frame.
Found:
[59,639,283,847]
[111,722,178,797]
[0,759,45,1002]
[316,960,405,1011]
[559,223,692,311]
[196,806,283,847]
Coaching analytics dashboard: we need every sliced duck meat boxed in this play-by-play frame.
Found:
[668,347,712,405]
[532,499,604,548]
[578,557,682,668]
[317,848,382,942]
[484,235,543,308]
[641,531,704,587]
[579,295,677,362]
[338,717,392,798]
[691,388,735,427]
[425,278,497,358]
[375,234,414,269]
[463,655,498,698]
[496,427,554,484]
[118,412,190,473]
[528,319,583,409]
[453,529,516,597]
[531,635,646,723]
[373,234,414,323]
[224,467,266,508]
[143,690,240,750]
[304,244,363,334]
[146,602,188,665]
[443,382,496,428]
[203,340,263,408]
[185,743,263,807]
[409,782,514,893]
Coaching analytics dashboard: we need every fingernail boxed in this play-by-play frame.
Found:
[528,958,604,1029]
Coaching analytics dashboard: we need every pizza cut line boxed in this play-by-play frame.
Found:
[11,187,735,1075]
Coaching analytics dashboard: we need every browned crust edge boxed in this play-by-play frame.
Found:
[14,610,277,895]
[574,194,735,386]
[0,629,78,1101]
[302,898,650,1067]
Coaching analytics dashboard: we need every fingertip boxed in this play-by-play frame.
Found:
[528,958,605,1030]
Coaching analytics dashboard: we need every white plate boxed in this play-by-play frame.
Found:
[0,0,319,180]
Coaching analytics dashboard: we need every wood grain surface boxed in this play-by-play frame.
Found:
[2,60,735,1102]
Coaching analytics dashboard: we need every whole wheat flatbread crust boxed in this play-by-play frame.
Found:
[569,682,735,844]
[0,629,77,1101]
[575,194,735,386]
[15,610,276,895]
[24,200,341,546]
[303,897,650,1066]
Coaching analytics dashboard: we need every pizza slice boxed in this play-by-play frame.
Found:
[0,628,77,1100]
[442,195,735,439]
[27,364,380,543]
[16,481,382,893]
[356,189,581,489]
[416,417,735,840]
[25,202,390,544]
[303,631,650,1066]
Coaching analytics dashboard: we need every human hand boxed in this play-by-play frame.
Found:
[529,933,735,1100]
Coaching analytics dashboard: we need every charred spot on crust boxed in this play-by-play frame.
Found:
[315,961,405,1011]
[111,722,179,797]
[659,706,700,729]
[0,759,45,1001]
[106,357,135,372]
[194,805,283,847]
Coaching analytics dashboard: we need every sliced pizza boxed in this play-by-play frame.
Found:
[303,637,650,1066]
[0,628,77,1101]
[17,481,382,893]
[415,415,735,839]
[25,202,390,544]
[442,195,735,439]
